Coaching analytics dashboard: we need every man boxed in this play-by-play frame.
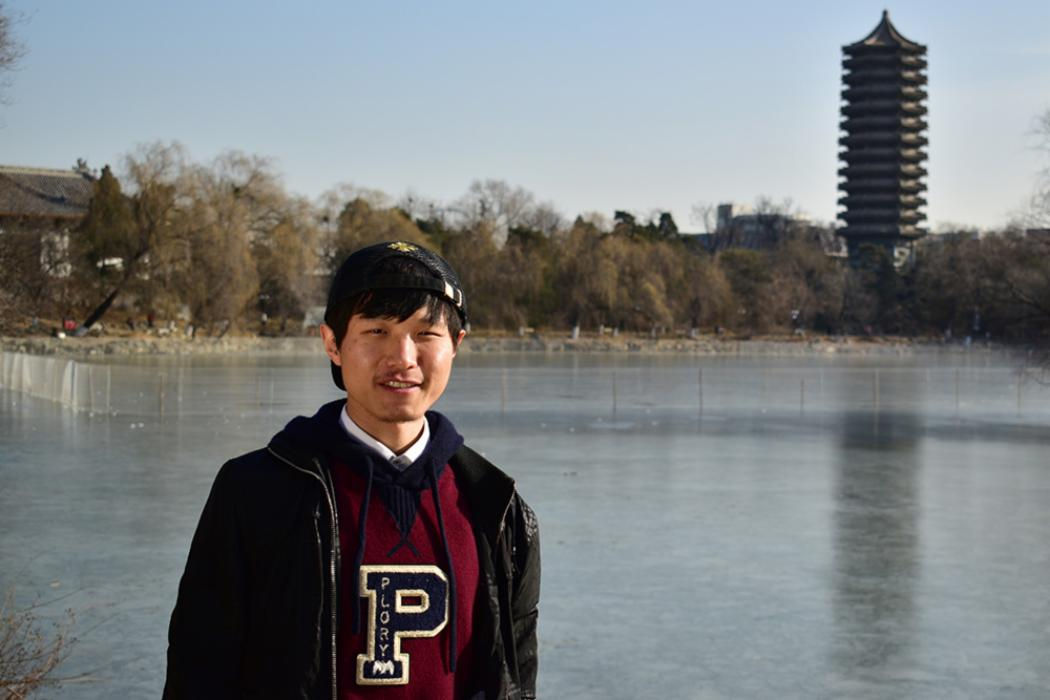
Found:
[164,241,540,699]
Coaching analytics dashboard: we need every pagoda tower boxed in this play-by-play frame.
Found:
[838,10,927,264]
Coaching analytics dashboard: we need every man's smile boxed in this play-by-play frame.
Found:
[380,379,420,390]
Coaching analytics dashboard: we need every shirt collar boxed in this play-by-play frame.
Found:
[338,403,430,469]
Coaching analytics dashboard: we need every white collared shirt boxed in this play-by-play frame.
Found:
[339,404,430,470]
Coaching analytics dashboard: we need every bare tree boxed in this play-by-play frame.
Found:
[689,201,717,234]
[551,221,611,329]
[253,194,321,324]
[1028,109,1050,228]
[70,144,323,332]
[166,152,279,330]
[325,197,431,272]
[319,183,391,214]
[0,1,26,106]
[680,253,734,330]
[519,201,565,236]
[717,249,774,332]
[980,233,1050,339]
[574,211,612,233]
[394,189,448,226]
[771,230,845,333]
[441,223,503,326]
[450,179,538,244]
[71,143,187,330]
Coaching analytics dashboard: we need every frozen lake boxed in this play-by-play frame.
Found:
[2,349,1050,699]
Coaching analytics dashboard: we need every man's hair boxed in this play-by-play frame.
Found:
[327,256,464,348]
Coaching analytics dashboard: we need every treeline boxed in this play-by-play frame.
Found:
[2,141,1049,346]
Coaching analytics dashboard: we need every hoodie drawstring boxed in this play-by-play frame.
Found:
[350,459,375,635]
[428,460,458,673]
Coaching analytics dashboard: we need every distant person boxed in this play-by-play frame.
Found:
[164,241,540,699]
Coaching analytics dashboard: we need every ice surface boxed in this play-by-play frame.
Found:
[2,350,1049,699]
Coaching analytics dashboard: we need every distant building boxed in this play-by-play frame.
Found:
[707,202,846,256]
[681,202,844,258]
[838,11,928,266]
[715,202,752,232]
[0,164,95,276]
[713,202,798,250]
[917,230,981,247]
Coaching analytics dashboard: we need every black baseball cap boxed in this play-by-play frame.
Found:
[324,241,467,390]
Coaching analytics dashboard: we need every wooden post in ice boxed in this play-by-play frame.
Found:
[873,369,880,413]
[500,368,508,415]
[697,367,703,418]
[88,363,95,414]
[69,361,77,409]
[269,371,275,414]
[1016,371,1023,415]
[954,368,960,417]
[158,372,166,416]
[612,372,618,417]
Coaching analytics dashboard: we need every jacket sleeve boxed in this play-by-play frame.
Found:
[511,494,541,699]
[163,461,248,699]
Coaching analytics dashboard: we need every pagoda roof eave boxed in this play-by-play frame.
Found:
[844,10,925,52]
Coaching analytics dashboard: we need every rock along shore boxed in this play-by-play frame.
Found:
[0,333,982,359]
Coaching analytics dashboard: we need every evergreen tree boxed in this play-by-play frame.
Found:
[76,165,134,280]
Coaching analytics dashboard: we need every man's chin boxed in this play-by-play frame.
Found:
[377,408,426,425]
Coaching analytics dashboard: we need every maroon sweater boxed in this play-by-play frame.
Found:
[330,441,480,698]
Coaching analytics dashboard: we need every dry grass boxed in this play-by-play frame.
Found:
[0,588,74,699]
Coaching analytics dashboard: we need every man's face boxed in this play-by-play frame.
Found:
[321,305,464,440]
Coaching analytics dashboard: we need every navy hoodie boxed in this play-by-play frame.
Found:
[278,400,480,699]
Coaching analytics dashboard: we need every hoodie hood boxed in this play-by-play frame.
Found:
[271,399,464,536]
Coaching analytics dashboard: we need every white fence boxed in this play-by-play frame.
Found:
[0,351,113,412]
[0,351,273,418]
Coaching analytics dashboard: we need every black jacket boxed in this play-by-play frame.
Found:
[164,409,540,699]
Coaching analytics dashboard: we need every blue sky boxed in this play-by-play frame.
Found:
[2,0,1049,231]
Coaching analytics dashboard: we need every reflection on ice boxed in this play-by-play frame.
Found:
[832,407,921,687]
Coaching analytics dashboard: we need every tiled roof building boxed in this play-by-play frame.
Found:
[0,165,96,281]
[0,165,95,220]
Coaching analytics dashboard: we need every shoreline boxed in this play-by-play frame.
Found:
[0,332,999,359]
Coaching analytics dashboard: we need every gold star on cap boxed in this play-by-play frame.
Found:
[388,241,417,253]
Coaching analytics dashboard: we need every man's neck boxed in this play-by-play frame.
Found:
[344,406,426,455]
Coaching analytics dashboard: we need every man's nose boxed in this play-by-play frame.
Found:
[385,333,418,368]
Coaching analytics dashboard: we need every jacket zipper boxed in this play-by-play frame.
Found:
[314,457,341,700]
[268,447,339,700]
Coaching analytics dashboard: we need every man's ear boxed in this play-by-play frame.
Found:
[451,328,467,355]
[320,323,342,366]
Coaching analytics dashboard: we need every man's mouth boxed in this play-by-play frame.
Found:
[381,380,419,389]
